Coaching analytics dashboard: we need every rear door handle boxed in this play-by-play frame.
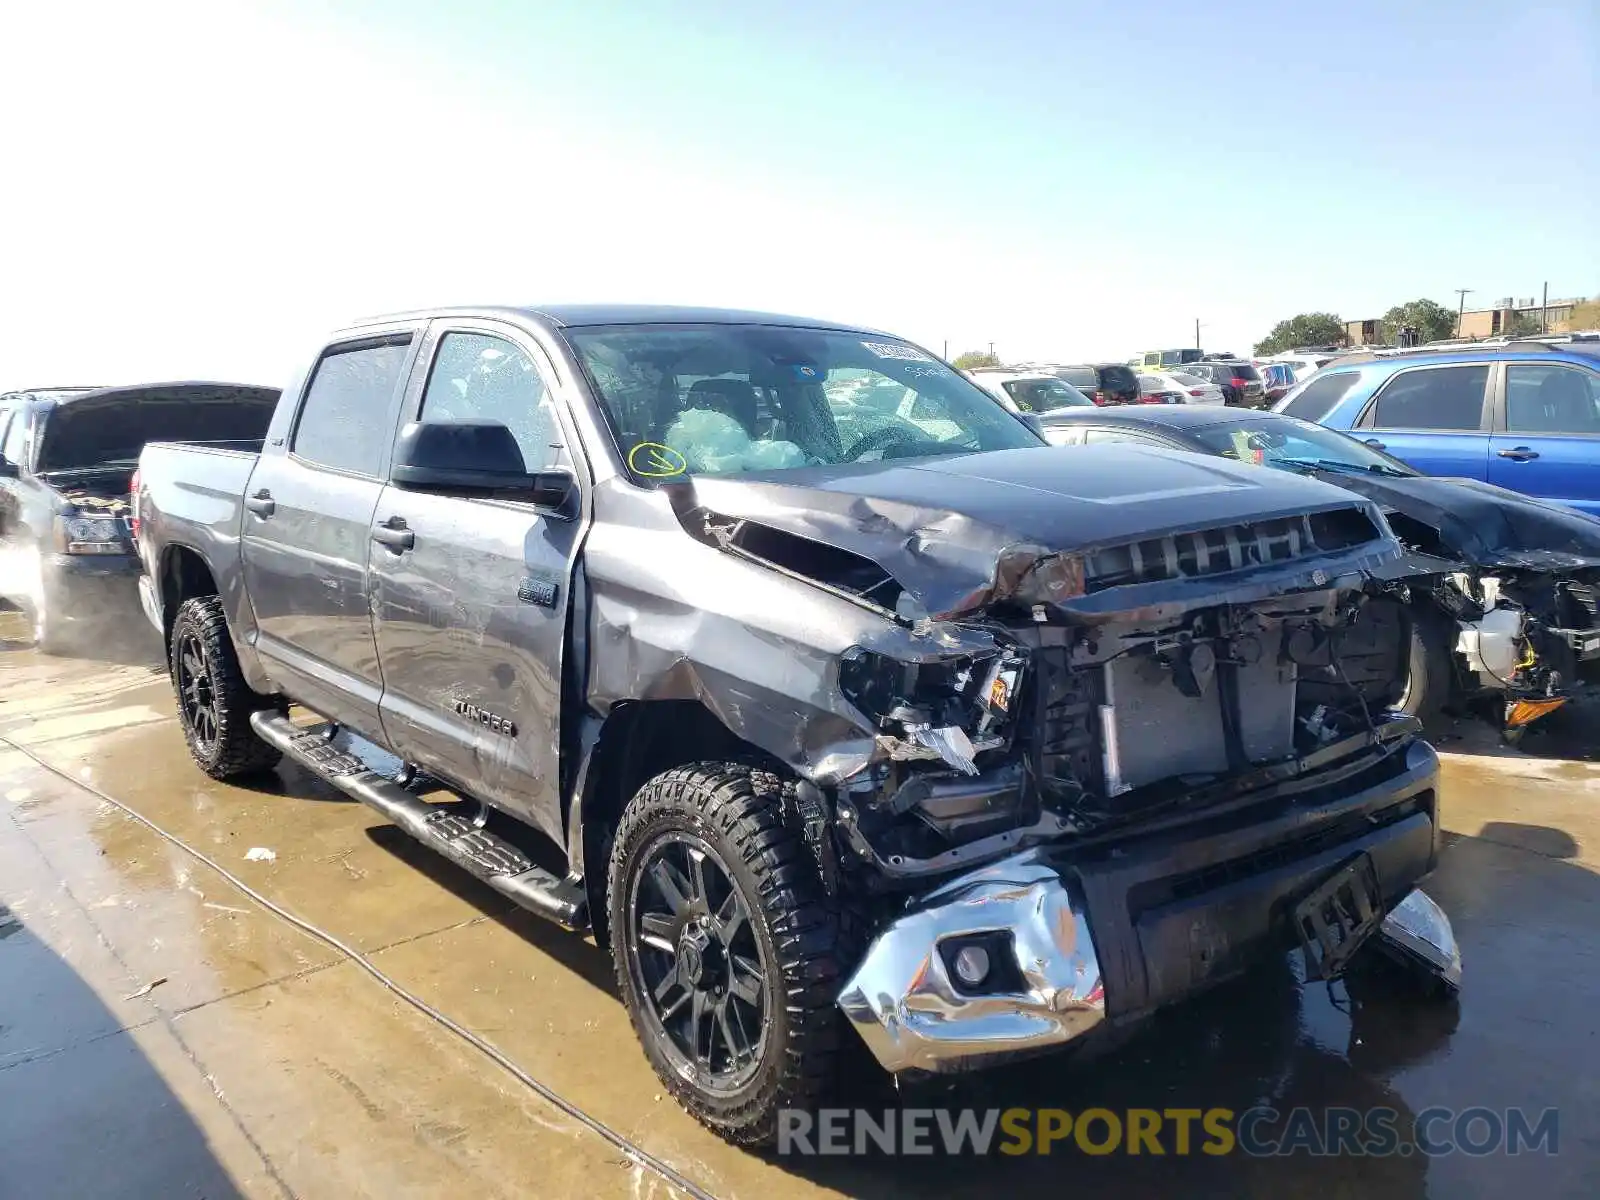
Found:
[244,489,275,517]
[371,516,414,552]
[1363,438,1386,450]
[1497,447,1540,462]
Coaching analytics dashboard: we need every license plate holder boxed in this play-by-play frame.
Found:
[1293,853,1383,981]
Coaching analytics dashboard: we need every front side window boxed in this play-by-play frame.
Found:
[568,325,1039,479]
[1369,365,1489,430]
[421,333,561,470]
[293,338,412,475]
[1,408,28,467]
[1504,363,1600,434]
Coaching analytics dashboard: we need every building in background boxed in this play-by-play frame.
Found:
[1343,318,1381,346]
[1457,296,1583,339]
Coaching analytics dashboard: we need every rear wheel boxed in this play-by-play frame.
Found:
[607,763,849,1146]
[169,595,283,780]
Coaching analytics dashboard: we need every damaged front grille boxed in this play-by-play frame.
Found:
[1083,509,1381,593]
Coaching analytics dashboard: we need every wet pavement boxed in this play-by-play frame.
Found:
[2,610,1597,1198]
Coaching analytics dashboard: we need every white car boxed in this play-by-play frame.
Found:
[1264,353,1343,382]
[1137,370,1226,405]
[965,370,1096,414]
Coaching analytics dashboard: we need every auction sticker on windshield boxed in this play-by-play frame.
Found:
[861,341,934,362]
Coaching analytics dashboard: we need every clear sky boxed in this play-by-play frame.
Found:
[4,0,1596,387]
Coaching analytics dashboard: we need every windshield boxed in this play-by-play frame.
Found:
[1189,414,1417,476]
[1053,366,1099,388]
[568,324,1042,479]
[1003,378,1092,411]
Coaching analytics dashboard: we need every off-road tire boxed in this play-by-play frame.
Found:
[169,595,282,780]
[1397,607,1454,726]
[607,762,851,1147]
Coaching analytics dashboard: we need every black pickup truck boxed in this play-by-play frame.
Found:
[135,305,1460,1145]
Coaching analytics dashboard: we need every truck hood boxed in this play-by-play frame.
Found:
[671,445,1398,619]
[37,383,278,473]
[1306,469,1600,572]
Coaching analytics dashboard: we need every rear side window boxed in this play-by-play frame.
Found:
[1369,365,1489,431]
[1280,371,1361,420]
[293,338,412,475]
[1504,363,1600,434]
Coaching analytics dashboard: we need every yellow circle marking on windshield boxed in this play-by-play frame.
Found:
[629,442,688,477]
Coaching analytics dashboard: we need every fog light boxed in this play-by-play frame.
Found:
[952,944,991,987]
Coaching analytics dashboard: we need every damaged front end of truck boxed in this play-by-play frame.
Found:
[580,449,1460,1078]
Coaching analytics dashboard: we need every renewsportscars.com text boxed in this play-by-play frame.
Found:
[778,1106,1559,1158]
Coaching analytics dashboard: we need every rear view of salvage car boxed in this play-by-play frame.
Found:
[134,305,1460,1147]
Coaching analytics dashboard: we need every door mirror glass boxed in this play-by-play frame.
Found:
[0,456,17,479]
[1016,412,1047,440]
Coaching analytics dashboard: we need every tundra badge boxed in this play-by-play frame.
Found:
[453,700,518,737]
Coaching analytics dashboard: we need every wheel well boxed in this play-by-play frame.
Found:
[160,546,218,648]
[578,699,785,946]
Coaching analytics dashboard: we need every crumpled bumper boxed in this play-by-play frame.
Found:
[838,847,1460,1075]
[836,848,1105,1075]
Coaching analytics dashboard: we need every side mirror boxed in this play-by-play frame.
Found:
[390,420,577,518]
[392,419,531,492]
[0,457,17,479]
[1017,412,1047,440]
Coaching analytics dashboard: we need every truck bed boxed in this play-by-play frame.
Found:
[134,440,262,605]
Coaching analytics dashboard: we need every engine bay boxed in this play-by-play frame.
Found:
[834,587,1400,887]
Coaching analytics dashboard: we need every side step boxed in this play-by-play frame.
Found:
[250,710,587,931]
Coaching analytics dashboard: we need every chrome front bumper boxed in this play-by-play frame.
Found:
[838,848,1460,1075]
[836,849,1106,1075]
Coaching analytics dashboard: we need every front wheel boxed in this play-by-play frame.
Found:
[607,763,849,1146]
[169,595,283,780]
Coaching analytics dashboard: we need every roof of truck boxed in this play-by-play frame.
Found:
[355,304,893,336]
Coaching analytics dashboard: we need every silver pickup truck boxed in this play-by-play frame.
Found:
[135,305,1460,1146]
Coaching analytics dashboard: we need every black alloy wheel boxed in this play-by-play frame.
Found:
[175,627,219,754]
[627,832,769,1090]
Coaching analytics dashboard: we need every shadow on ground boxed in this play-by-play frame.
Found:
[0,904,247,1198]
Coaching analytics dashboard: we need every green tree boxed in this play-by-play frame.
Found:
[1381,298,1457,345]
[952,350,1000,369]
[1503,311,1542,338]
[1566,296,1600,330]
[1253,313,1345,356]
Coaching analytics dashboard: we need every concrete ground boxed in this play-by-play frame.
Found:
[2,609,1597,1198]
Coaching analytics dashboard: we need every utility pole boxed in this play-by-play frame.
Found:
[1541,282,1549,333]
[1195,318,1202,350]
[1454,289,1473,337]
[988,341,995,361]
[943,339,949,360]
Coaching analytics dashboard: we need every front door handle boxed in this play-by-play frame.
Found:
[1497,447,1540,462]
[244,489,275,517]
[1363,438,1386,450]
[371,516,415,552]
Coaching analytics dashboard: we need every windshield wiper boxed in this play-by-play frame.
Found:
[1277,457,1410,478]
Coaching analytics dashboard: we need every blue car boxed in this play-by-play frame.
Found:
[1275,342,1600,517]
